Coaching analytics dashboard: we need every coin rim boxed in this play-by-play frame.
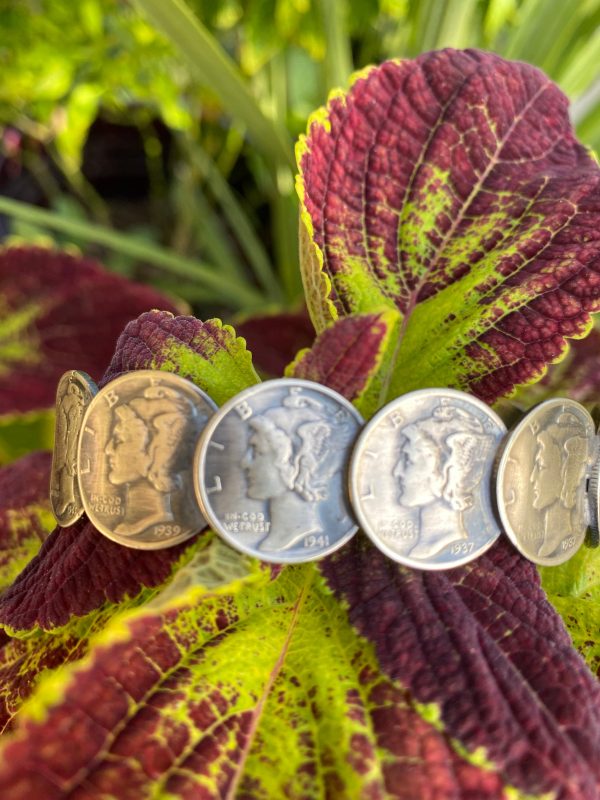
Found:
[349,387,507,570]
[495,397,594,566]
[78,370,217,550]
[50,370,98,527]
[193,378,364,564]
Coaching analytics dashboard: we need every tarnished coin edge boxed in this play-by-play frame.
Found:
[50,370,98,527]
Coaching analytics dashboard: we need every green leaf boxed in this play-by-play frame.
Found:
[0,559,532,797]
[540,544,600,675]
[0,410,55,466]
[0,199,265,310]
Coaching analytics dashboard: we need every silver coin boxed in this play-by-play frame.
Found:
[350,388,506,569]
[78,370,217,549]
[50,370,98,526]
[194,379,363,563]
[496,398,595,566]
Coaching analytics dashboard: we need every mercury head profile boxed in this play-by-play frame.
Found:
[392,402,495,559]
[104,385,202,536]
[529,413,588,558]
[240,391,353,553]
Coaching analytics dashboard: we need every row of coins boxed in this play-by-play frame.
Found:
[50,369,600,570]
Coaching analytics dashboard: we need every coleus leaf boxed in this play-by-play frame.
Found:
[0,452,54,593]
[513,323,600,409]
[0,245,181,417]
[287,310,401,419]
[0,310,260,632]
[321,537,600,799]
[0,533,257,734]
[236,307,315,377]
[0,562,527,798]
[296,49,600,404]
[541,545,600,677]
[0,547,597,798]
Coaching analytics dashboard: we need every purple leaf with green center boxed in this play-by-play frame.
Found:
[321,536,600,799]
[0,559,547,799]
[297,49,600,404]
[288,310,401,418]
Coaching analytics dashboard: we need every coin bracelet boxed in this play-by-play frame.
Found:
[50,370,600,569]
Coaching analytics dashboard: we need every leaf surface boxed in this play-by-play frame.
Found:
[541,545,600,676]
[0,310,260,632]
[0,246,180,416]
[287,310,401,419]
[321,536,600,799]
[0,533,255,734]
[297,50,600,404]
[0,452,54,593]
[0,562,520,800]
[513,323,600,409]
[236,308,315,378]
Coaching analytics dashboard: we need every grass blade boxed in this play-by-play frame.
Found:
[134,0,294,171]
[0,196,265,310]
[320,0,353,90]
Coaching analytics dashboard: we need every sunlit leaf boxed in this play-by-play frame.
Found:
[297,51,600,405]
[0,540,598,798]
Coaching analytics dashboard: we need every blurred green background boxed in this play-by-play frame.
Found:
[0,0,599,316]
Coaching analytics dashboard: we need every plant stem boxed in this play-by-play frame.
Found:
[320,0,353,90]
[0,196,265,309]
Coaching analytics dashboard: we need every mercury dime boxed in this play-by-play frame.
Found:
[350,388,506,570]
[194,379,363,563]
[496,398,595,566]
[78,370,217,549]
[50,370,98,526]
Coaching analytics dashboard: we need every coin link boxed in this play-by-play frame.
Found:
[348,388,506,570]
[49,366,599,569]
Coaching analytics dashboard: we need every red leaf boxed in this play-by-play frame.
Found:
[321,536,600,799]
[0,568,510,799]
[0,246,180,415]
[0,520,192,631]
[297,50,600,403]
[236,308,315,377]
